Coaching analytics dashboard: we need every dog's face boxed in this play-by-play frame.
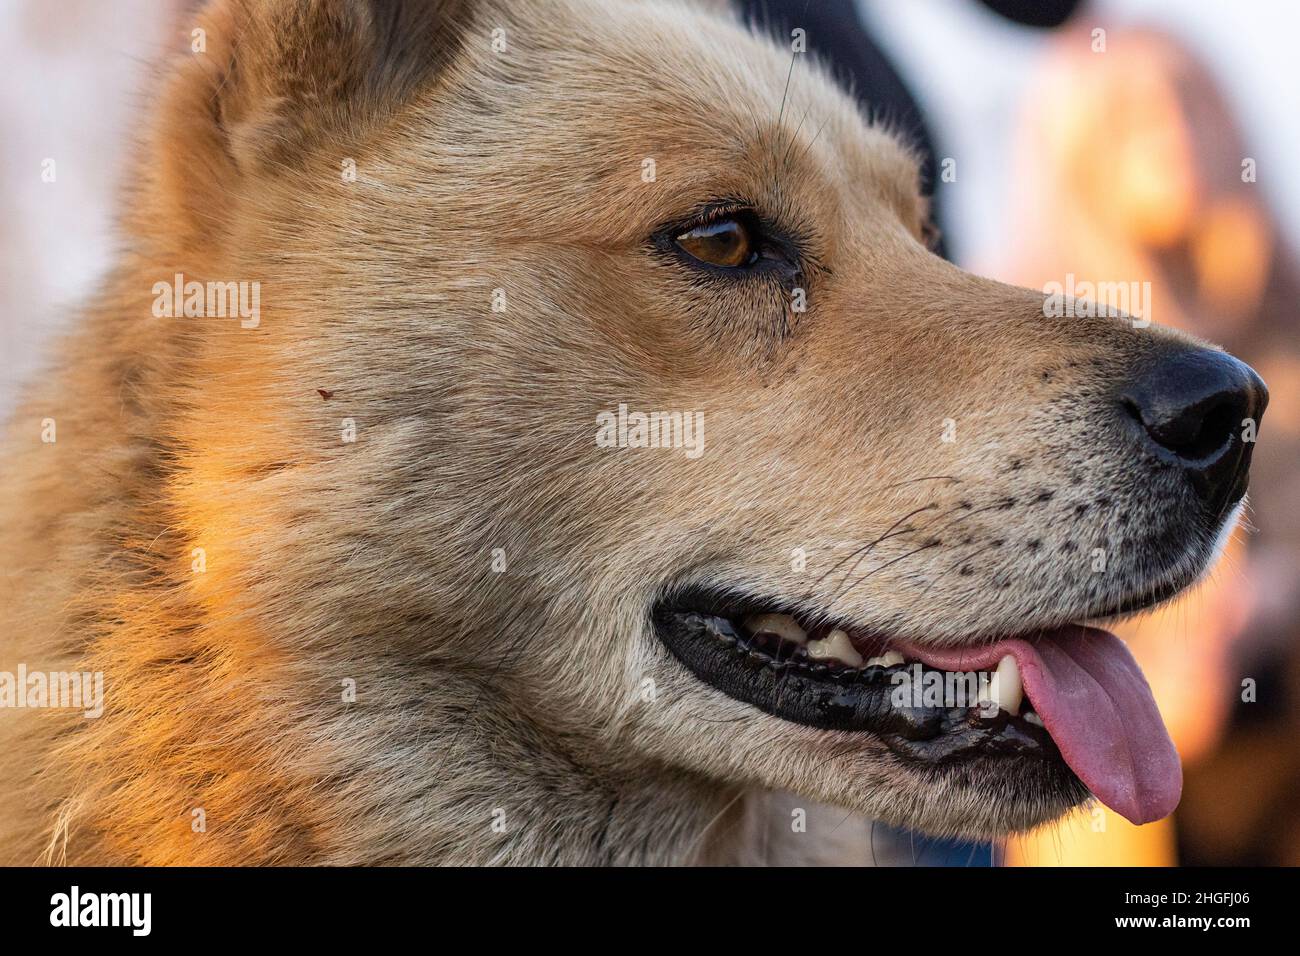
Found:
[171,0,1267,844]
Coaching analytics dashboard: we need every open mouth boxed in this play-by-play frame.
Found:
[653,588,1183,826]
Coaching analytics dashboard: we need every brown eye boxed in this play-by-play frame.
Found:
[674,217,757,269]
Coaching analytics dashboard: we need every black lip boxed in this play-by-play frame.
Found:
[652,603,1065,767]
[652,563,1204,790]
[1081,565,1202,620]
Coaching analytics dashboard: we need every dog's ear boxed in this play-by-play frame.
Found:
[170,0,473,173]
[151,0,474,251]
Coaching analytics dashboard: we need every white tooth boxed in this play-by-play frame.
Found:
[982,654,1024,715]
[997,655,1024,715]
[866,650,905,667]
[1023,711,1044,727]
[745,613,807,645]
[805,629,864,667]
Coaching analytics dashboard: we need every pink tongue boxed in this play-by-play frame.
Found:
[894,626,1182,825]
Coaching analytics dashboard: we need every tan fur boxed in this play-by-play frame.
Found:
[1,0,1213,864]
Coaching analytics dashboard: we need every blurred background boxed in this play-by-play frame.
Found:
[2,0,1296,865]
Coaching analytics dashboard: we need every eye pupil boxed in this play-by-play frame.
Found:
[675,217,755,269]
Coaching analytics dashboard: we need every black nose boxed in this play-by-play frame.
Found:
[1121,348,1268,521]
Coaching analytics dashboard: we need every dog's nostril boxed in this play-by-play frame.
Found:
[1120,347,1267,519]
[1185,398,1241,459]
[1140,393,1240,461]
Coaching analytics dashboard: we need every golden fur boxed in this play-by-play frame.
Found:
[1,0,1218,864]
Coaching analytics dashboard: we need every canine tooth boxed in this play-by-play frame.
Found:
[805,629,864,667]
[981,654,1024,715]
[745,613,807,645]
[1023,711,1044,727]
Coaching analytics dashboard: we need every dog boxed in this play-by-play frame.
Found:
[0,0,1268,865]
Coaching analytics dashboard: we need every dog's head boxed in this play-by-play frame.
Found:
[159,0,1267,843]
